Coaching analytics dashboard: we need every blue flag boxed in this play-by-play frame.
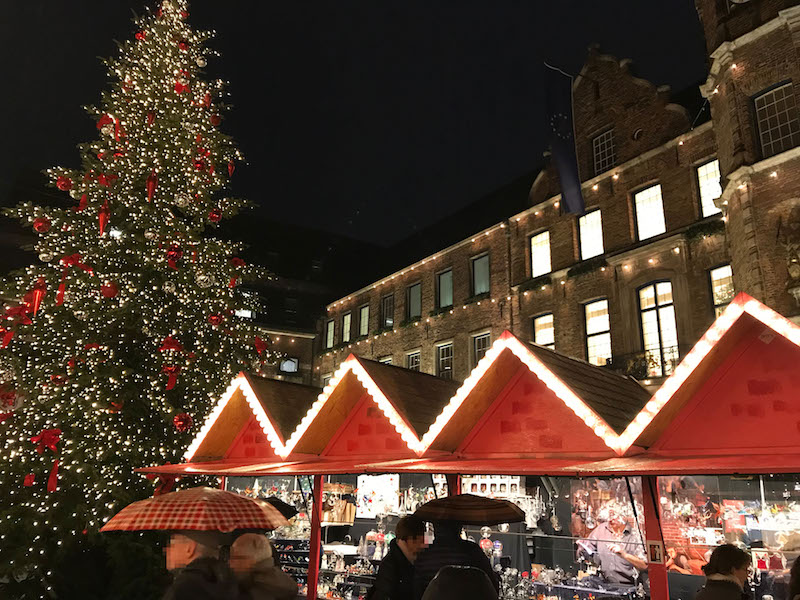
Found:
[544,63,585,214]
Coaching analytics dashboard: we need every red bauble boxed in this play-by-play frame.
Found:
[178,39,189,51]
[56,176,72,191]
[208,208,222,223]
[135,31,146,41]
[33,217,51,233]
[193,159,206,171]
[209,114,221,126]
[180,10,188,18]
[173,412,192,432]
[208,314,223,326]
[100,281,118,298]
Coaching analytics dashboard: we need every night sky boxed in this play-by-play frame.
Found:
[1,1,708,246]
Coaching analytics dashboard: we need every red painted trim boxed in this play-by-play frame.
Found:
[642,475,669,600]
[307,474,323,600]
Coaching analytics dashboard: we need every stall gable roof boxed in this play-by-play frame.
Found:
[616,293,800,453]
[283,355,456,457]
[184,373,319,461]
[419,331,640,455]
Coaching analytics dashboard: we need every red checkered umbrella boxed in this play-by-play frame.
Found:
[100,487,289,533]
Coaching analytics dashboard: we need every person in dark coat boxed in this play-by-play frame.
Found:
[694,544,752,600]
[420,565,498,600]
[369,517,427,600]
[412,521,499,600]
[790,556,800,600]
[230,533,298,600]
[163,531,239,600]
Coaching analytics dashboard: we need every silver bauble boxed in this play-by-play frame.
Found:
[163,281,177,293]
[195,272,215,288]
[142,325,151,336]
[144,230,157,241]
[101,124,113,136]
[196,57,207,68]
[174,193,191,208]
[73,310,88,321]
[39,253,53,262]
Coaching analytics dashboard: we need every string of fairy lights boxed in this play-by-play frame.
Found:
[0,1,278,594]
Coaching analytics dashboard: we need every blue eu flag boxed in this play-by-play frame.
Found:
[544,63,585,215]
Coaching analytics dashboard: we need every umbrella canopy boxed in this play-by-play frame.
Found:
[412,494,525,526]
[264,496,299,520]
[100,486,289,533]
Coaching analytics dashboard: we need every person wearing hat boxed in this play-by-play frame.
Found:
[229,533,298,600]
[163,530,239,600]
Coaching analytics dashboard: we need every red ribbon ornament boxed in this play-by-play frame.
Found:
[254,336,267,357]
[98,199,110,237]
[228,161,235,177]
[24,473,35,487]
[162,365,181,390]
[1,304,33,347]
[0,412,12,424]
[76,194,88,212]
[57,254,93,305]
[24,278,47,316]
[158,336,183,353]
[31,428,61,454]
[146,474,179,496]
[146,169,158,202]
[47,459,59,492]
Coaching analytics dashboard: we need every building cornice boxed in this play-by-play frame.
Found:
[701,6,800,98]
[719,145,800,206]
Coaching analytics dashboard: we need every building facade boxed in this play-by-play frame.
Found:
[314,0,800,387]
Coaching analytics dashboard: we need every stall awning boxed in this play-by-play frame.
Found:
[571,454,800,476]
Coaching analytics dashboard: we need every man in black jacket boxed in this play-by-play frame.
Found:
[369,517,427,600]
[413,521,499,600]
[162,531,239,600]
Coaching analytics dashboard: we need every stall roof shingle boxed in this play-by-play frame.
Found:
[243,374,320,441]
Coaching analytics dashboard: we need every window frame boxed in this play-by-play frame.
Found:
[637,280,679,378]
[470,253,490,296]
[752,80,800,160]
[695,158,723,218]
[406,282,422,320]
[632,183,667,241]
[592,128,616,176]
[471,330,492,368]
[435,340,454,380]
[380,293,395,329]
[529,230,552,278]
[321,373,332,387]
[436,268,454,309]
[583,298,611,366]
[341,312,352,343]
[532,313,555,350]
[708,263,735,318]
[358,303,370,337]
[578,209,604,261]
[378,356,393,365]
[279,357,300,373]
[406,350,421,372]
[325,319,335,349]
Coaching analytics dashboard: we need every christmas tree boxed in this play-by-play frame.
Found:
[0,1,277,596]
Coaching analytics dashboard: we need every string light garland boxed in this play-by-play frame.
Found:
[0,1,279,594]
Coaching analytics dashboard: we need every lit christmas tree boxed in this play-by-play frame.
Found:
[0,1,277,596]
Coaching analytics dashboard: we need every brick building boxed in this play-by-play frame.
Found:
[314,0,800,387]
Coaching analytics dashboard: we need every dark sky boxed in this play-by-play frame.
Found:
[1,1,708,246]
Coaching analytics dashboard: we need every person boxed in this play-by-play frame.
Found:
[412,521,499,600]
[578,505,648,585]
[420,565,498,600]
[163,531,239,600]
[694,544,751,600]
[789,555,800,600]
[229,533,298,600]
[368,516,427,600]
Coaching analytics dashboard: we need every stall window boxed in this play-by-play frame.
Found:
[533,313,555,350]
[471,332,491,368]
[579,210,604,260]
[406,283,422,320]
[437,269,453,309]
[381,294,394,328]
[585,299,611,366]
[710,264,734,317]
[325,320,335,349]
[639,281,679,378]
[530,231,551,278]
[437,342,454,380]
[755,81,800,158]
[341,312,351,343]
[406,351,421,371]
[697,159,722,218]
[471,254,490,296]
[634,184,667,240]
[359,304,369,336]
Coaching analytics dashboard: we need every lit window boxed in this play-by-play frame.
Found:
[585,299,611,366]
[592,129,616,176]
[471,254,490,296]
[379,356,393,365]
[381,294,394,328]
[755,82,800,159]
[406,351,421,371]
[359,304,369,336]
[437,270,453,309]
[578,210,604,260]
[530,231,551,277]
[639,281,679,377]
[325,320,334,349]
[634,184,666,240]
[472,332,491,368]
[533,314,555,350]
[697,159,722,217]
[437,343,454,380]
[710,264,734,317]
[342,312,351,343]
[279,358,299,373]
[407,283,422,320]
[235,308,255,319]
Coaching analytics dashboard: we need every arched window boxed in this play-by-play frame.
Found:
[638,281,679,377]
